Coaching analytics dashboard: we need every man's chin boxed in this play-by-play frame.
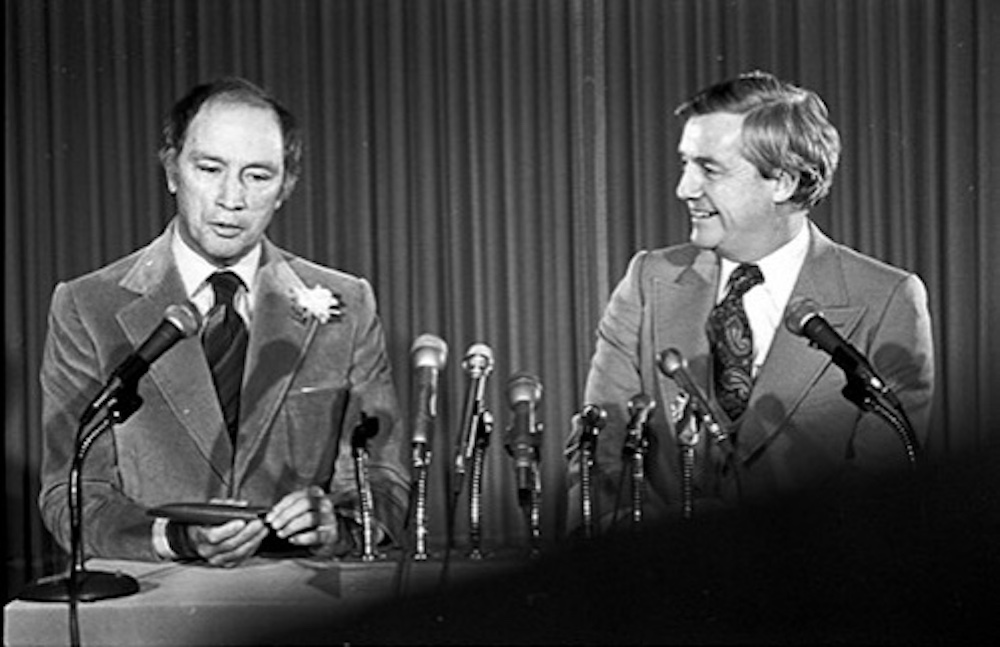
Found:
[202,241,252,266]
[688,229,720,250]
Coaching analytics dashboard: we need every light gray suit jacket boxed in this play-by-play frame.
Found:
[567,223,935,530]
[39,222,410,560]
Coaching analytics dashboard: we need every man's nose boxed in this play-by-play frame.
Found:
[675,164,703,201]
[217,172,247,210]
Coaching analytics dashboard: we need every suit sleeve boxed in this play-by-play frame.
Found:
[566,251,652,532]
[38,283,161,560]
[849,272,935,479]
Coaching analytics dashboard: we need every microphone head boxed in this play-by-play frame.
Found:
[656,348,687,378]
[627,393,655,417]
[507,373,543,406]
[785,297,821,337]
[411,333,448,370]
[579,404,607,429]
[462,342,495,377]
[165,302,203,338]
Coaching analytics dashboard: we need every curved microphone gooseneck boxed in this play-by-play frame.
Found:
[784,298,920,468]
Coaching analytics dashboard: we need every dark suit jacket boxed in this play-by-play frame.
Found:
[567,222,935,529]
[39,222,410,560]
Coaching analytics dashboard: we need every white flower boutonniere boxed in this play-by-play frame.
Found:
[290,284,343,324]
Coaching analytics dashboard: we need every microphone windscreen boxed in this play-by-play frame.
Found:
[462,342,494,376]
[628,393,654,417]
[165,302,203,338]
[580,404,607,429]
[135,302,202,365]
[785,297,821,337]
[507,373,543,406]
[411,333,448,369]
[465,342,493,361]
[657,348,685,378]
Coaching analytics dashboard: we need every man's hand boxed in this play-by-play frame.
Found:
[186,518,269,568]
[265,485,339,552]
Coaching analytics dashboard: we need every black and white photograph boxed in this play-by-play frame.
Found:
[5,1,997,644]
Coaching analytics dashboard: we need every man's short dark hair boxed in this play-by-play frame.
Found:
[159,77,303,200]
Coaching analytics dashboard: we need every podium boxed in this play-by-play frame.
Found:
[4,554,526,646]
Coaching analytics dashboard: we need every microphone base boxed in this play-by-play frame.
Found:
[19,569,140,602]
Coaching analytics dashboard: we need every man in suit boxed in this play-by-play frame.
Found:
[567,71,934,531]
[39,77,409,567]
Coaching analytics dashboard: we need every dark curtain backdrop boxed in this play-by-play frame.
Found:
[6,0,998,600]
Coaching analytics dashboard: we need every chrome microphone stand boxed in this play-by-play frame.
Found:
[669,392,699,520]
[525,464,543,558]
[451,344,494,559]
[506,373,544,558]
[842,376,922,469]
[512,426,543,558]
[658,348,738,520]
[22,392,144,605]
[408,333,447,561]
[467,410,494,560]
[622,395,655,529]
[577,404,606,540]
[351,414,382,562]
[20,389,143,647]
[411,442,432,561]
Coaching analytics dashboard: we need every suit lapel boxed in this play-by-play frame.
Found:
[651,250,718,417]
[234,241,317,483]
[115,227,232,483]
[737,224,865,463]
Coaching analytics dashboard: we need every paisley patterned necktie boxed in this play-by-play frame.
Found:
[202,271,248,445]
[706,263,764,421]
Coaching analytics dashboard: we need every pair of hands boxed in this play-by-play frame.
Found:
[184,486,338,567]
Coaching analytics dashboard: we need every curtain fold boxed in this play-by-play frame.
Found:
[6,0,997,599]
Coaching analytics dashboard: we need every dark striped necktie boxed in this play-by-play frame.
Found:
[707,263,764,421]
[203,271,248,445]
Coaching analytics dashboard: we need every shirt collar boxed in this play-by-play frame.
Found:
[717,221,811,303]
[170,225,262,301]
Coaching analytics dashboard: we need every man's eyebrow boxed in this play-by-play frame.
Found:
[187,150,280,172]
[679,152,724,167]
[241,161,281,173]
[187,149,224,163]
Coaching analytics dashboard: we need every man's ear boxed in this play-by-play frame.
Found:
[772,169,800,204]
[278,174,299,206]
[159,149,179,194]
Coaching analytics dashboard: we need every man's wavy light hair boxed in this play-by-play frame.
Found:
[675,71,842,209]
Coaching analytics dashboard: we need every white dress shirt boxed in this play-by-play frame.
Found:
[171,227,261,327]
[716,222,811,377]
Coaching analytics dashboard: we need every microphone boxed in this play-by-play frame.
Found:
[625,393,656,434]
[577,404,606,539]
[351,411,381,449]
[785,298,919,465]
[578,403,607,446]
[506,373,543,503]
[455,343,495,477]
[410,334,449,446]
[82,302,202,424]
[784,298,891,397]
[623,393,656,452]
[657,348,728,436]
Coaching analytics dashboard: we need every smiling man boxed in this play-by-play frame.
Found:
[566,71,935,532]
[38,77,410,566]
